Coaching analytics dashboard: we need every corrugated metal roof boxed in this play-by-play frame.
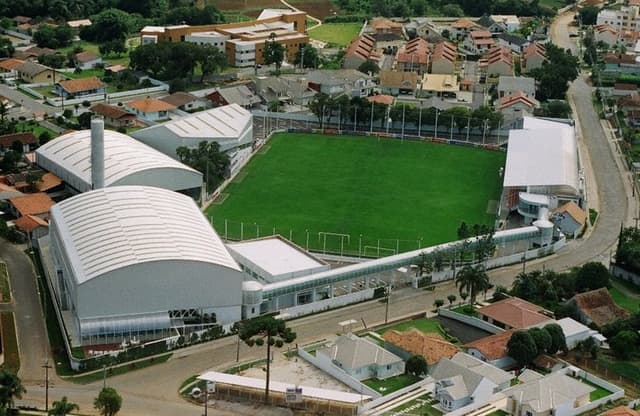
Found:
[35,129,200,192]
[51,186,240,284]
[162,103,251,138]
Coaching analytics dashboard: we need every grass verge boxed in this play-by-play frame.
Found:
[589,208,598,226]
[67,353,172,384]
[609,286,640,313]
[363,374,420,395]
[0,263,10,302]
[225,358,268,375]
[375,318,444,336]
[1,312,20,372]
[308,23,363,46]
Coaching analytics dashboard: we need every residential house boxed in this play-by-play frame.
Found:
[464,30,495,55]
[477,15,505,33]
[15,214,49,240]
[464,330,517,369]
[315,333,405,381]
[343,35,381,70]
[603,53,640,78]
[14,46,56,61]
[503,371,593,416]
[412,19,443,40]
[66,19,92,29]
[207,85,261,109]
[0,132,37,154]
[619,29,640,48]
[567,287,631,327]
[521,43,547,74]
[486,47,514,77]
[8,192,55,219]
[594,24,619,47]
[367,94,394,106]
[160,91,208,111]
[496,91,540,123]
[496,33,529,54]
[125,98,176,122]
[306,69,375,98]
[431,41,457,74]
[382,328,459,369]
[497,76,536,98]
[552,201,587,238]
[396,38,430,74]
[603,407,640,416]
[597,6,640,31]
[538,317,606,350]
[55,77,106,98]
[13,16,31,25]
[0,183,24,201]
[370,18,404,41]
[255,76,316,106]
[490,15,521,32]
[431,352,513,412]
[16,61,57,84]
[613,83,638,97]
[0,59,25,77]
[90,103,137,128]
[35,172,63,193]
[379,70,420,95]
[420,73,460,98]
[620,93,640,113]
[450,18,482,40]
[73,52,102,70]
[477,297,553,329]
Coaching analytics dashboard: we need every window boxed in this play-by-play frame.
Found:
[525,411,533,416]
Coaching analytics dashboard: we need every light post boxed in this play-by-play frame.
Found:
[370,100,374,133]
[434,108,439,139]
[418,100,423,137]
[43,360,52,412]
[450,115,454,141]
[401,103,406,140]
[353,106,358,132]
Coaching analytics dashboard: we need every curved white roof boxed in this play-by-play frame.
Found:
[503,117,580,195]
[51,186,240,284]
[35,129,202,193]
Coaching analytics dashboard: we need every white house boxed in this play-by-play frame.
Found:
[73,52,102,70]
[125,98,176,122]
[315,333,405,381]
[497,76,536,98]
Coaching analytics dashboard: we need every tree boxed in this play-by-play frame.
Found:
[530,44,579,100]
[579,6,600,25]
[610,330,639,360]
[38,54,66,69]
[447,294,457,305]
[544,323,567,354]
[358,59,379,75]
[507,331,538,366]
[49,396,79,416]
[10,140,23,154]
[0,150,20,173]
[527,327,552,355]
[176,141,230,192]
[578,336,599,360]
[0,370,25,410]
[406,355,428,377]
[33,24,74,48]
[460,291,468,303]
[0,37,14,58]
[417,252,433,278]
[457,222,470,239]
[294,44,319,69]
[471,106,503,129]
[434,299,445,309]
[263,33,285,73]
[80,8,132,43]
[99,39,127,57]
[199,44,227,82]
[574,262,610,292]
[308,92,331,124]
[77,112,92,129]
[455,265,490,304]
[94,387,122,416]
[239,316,296,402]
[442,4,465,17]
[616,227,640,275]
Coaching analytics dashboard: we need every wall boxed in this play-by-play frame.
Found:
[438,307,504,334]
[611,265,640,286]
[298,347,381,398]
[277,289,374,320]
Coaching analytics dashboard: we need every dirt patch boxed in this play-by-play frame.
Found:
[288,0,341,20]
[241,353,356,393]
[210,0,283,12]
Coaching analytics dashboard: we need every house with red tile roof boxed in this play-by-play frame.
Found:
[485,46,513,77]
[602,406,640,416]
[383,328,459,368]
[450,18,482,40]
[395,38,430,74]
[567,288,630,328]
[0,132,37,154]
[496,91,540,123]
[464,330,517,369]
[464,30,495,54]
[431,41,457,75]
[343,35,382,71]
[371,18,404,40]
[0,58,25,76]
[125,98,176,122]
[8,192,55,219]
[90,103,137,128]
[15,214,49,240]
[521,43,547,74]
[73,52,103,70]
[55,76,106,98]
[477,297,553,330]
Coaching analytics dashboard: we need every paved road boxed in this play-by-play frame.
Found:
[0,85,57,117]
[0,243,50,384]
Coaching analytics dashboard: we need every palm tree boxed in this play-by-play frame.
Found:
[0,370,25,410]
[49,396,79,416]
[455,265,490,305]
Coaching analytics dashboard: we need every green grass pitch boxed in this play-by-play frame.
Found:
[207,133,505,256]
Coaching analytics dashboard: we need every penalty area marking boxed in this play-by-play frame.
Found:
[258,145,271,155]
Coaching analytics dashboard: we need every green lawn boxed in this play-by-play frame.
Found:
[1,312,20,372]
[579,378,612,401]
[596,357,640,384]
[0,263,10,303]
[15,122,57,139]
[609,286,640,313]
[308,23,363,46]
[539,0,564,9]
[451,305,477,317]
[363,374,420,395]
[64,68,105,80]
[208,133,505,256]
[376,318,443,336]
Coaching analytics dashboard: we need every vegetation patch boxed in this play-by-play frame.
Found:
[363,374,420,395]
[308,23,362,47]
[375,318,444,336]
[451,305,477,317]
[1,312,19,373]
[208,133,505,256]
[68,353,172,384]
[608,286,639,313]
[589,208,598,226]
[0,263,10,302]
[225,358,268,375]
[578,378,612,401]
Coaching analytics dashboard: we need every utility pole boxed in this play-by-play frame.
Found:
[384,280,391,323]
[43,361,52,412]
[102,364,107,390]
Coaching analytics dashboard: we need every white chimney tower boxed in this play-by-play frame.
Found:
[90,116,105,190]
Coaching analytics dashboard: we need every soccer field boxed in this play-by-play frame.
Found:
[207,133,505,256]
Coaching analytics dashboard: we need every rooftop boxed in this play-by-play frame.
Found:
[159,91,200,107]
[497,91,539,110]
[504,371,593,412]
[318,333,403,370]
[478,297,552,328]
[126,97,175,113]
[35,172,62,192]
[602,407,640,416]
[382,328,459,365]
[0,58,25,71]
[554,201,587,226]
[9,192,55,216]
[57,76,105,94]
[464,329,515,360]
[421,73,459,93]
[90,103,135,120]
[74,51,99,63]
[571,288,631,327]
[14,214,48,232]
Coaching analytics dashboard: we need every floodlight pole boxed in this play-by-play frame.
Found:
[338,106,341,131]
[370,100,374,133]
[466,117,471,142]
[353,106,358,132]
[450,115,454,141]
[401,103,406,141]
[418,101,423,137]
[384,281,391,323]
[434,108,439,139]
